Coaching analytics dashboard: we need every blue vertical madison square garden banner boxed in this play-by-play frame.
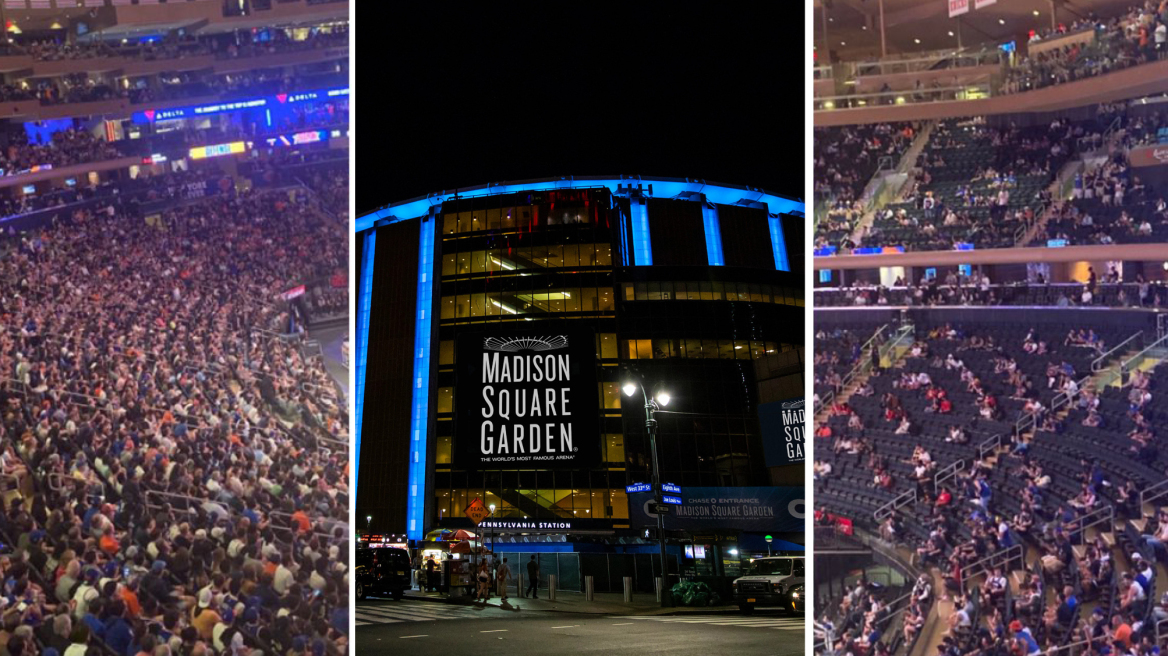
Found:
[628,487,804,533]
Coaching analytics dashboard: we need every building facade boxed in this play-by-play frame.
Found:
[356,177,805,574]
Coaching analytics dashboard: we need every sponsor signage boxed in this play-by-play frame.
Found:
[626,483,652,494]
[759,398,805,467]
[189,141,247,160]
[662,483,682,494]
[264,129,329,148]
[1129,143,1168,168]
[629,486,805,532]
[454,324,600,469]
[131,86,349,124]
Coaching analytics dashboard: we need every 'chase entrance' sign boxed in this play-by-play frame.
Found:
[454,325,600,469]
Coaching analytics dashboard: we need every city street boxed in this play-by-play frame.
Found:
[355,599,805,656]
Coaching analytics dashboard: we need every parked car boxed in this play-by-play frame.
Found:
[731,556,805,613]
[356,547,410,601]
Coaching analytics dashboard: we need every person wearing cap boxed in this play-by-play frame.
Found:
[190,588,220,642]
[1011,619,1040,655]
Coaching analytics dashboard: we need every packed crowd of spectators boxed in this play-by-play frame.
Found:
[0,171,350,654]
[0,127,122,177]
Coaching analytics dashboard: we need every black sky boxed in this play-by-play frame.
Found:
[356,3,801,214]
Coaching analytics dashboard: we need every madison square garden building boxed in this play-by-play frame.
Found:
[355,176,807,589]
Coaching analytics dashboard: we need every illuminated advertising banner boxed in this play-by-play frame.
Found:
[131,86,349,124]
[189,141,247,160]
[1129,144,1168,168]
[628,487,805,532]
[454,324,600,470]
[264,129,329,148]
[759,398,805,467]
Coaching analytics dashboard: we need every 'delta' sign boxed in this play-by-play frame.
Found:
[454,324,600,469]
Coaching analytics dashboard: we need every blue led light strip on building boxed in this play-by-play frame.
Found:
[702,204,724,266]
[768,214,789,272]
[406,216,435,540]
[354,229,376,494]
[629,200,652,266]
[356,177,803,233]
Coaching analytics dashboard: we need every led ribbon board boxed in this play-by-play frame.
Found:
[264,129,329,148]
[189,141,247,160]
[131,86,349,124]
[454,323,600,470]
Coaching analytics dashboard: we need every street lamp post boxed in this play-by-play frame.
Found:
[623,375,672,608]
[488,504,496,560]
[765,534,773,557]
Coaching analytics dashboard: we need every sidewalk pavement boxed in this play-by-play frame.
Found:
[401,588,739,616]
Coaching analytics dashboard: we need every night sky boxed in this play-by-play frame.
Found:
[356,3,802,214]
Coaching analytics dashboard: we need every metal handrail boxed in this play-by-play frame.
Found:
[1141,479,1168,508]
[1036,638,1095,656]
[1050,374,1092,415]
[1093,330,1142,372]
[960,544,1024,581]
[816,83,992,110]
[977,434,1002,460]
[1069,504,1115,537]
[933,459,966,496]
[874,488,917,522]
[1121,332,1168,377]
[815,323,889,415]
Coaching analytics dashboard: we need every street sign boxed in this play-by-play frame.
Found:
[465,497,490,525]
[649,503,671,514]
[661,483,681,494]
[662,495,683,505]
[626,483,652,494]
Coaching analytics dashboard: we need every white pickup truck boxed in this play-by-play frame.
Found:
[731,555,805,613]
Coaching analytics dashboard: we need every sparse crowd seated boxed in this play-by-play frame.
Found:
[815,310,1168,656]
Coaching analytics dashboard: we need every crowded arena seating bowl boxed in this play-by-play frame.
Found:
[0,150,351,654]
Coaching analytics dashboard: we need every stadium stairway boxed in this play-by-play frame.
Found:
[847,121,937,247]
[814,326,916,427]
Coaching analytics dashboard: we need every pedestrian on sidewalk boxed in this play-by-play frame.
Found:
[497,557,511,600]
[525,555,539,599]
[425,556,436,593]
[476,560,491,602]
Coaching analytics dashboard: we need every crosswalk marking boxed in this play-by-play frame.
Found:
[356,600,499,627]
[616,615,804,630]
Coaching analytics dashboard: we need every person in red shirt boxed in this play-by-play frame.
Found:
[936,488,953,506]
